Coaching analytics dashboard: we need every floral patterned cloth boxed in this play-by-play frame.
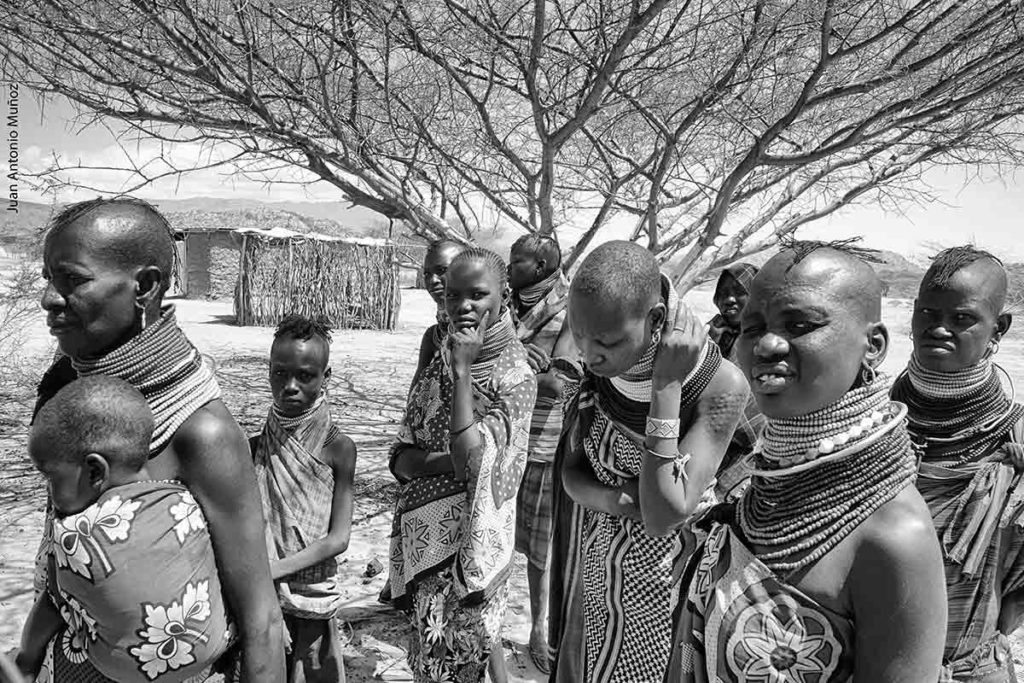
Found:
[408,568,509,683]
[668,523,854,683]
[37,480,234,683]
[388,310,536,682]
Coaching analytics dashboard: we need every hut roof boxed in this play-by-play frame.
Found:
[175,223,395,247]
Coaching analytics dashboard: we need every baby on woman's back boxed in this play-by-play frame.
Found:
[16,375,233,683]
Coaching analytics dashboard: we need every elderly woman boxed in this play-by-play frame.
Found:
[17,199,284,681]
[670,242,948,682]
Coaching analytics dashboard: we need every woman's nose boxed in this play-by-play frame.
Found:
[40,281,64,311]
[753,331,788,359]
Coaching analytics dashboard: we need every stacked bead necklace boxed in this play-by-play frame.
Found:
[72,306,222,456]
[891,354,1024,466]
[739,376,917,575]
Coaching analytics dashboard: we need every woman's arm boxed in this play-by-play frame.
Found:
[174,403,285,682]
[563,453,643,520]
[15,593,63,676]
[850,494,947,682]
[390,444,456,483]
[271,435,358,580]
[412,325,440,390]
[641,363,748,536]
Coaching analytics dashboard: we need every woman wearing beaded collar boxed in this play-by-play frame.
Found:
[16,199,284,681]
[668,242,946,683]
[549,241,749,683]
[891,246,1024,682]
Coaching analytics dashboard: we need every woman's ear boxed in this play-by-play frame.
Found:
[648,302,668,334]
[83,452,111,490]
[997,312,1012,339]
[864,321,889,370]
[135,265,163,310]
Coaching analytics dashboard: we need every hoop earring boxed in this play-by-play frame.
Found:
[860,361,877,385]
[986,339,1001,358]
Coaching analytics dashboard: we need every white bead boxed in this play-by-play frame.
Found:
[834,433,850,446]
[818,438,835,454]
[860,417,874,429]
[850,425,864,438]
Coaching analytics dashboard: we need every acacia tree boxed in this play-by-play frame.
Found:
[3,0,1024,287]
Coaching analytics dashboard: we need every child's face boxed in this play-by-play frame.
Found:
[444,259,505,333]
[269,336,330,417]
[29,436,98,516]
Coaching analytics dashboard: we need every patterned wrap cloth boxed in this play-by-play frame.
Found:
[892,361,1024,682]
[669,518,854,683]
[38,481,234,683]
[549,274,724,683]
[29,307,230,680]
[253,395,345,617]
[513,270,577,462]
[388,309,537,681]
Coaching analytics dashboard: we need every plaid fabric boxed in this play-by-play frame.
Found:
[253,397,339,592]
[515,460,555,570]
[515,272,574,463]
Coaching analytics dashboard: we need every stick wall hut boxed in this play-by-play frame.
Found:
[235,229,401,330]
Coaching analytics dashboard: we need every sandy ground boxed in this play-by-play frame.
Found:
[3,285,1024,679]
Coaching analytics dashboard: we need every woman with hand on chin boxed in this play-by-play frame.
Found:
[388,248,536,683]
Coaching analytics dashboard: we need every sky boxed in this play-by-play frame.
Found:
[9,90,1024,261]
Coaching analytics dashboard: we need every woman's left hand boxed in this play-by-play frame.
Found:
[451,310,491,375]
[652,303,706,387]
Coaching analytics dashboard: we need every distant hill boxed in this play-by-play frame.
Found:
[166,207,351,238]
[0,200,56,248]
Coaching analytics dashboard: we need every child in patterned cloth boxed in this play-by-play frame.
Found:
[16,375,234,683]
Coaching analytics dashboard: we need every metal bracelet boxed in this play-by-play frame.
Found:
[645,416,680,439]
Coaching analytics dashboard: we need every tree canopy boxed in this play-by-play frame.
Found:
[4,0,1024,286]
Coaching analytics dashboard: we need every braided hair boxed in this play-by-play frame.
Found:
[778,235,884,269]
[923,245,1003,289]
[274,313,333,345]
[450,247,509,292]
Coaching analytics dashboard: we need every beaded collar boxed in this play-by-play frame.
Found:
[753,375,905,475]
[891,354,1024,465]
[740,377,917,574]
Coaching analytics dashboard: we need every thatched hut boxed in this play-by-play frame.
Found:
[235,229,402,330]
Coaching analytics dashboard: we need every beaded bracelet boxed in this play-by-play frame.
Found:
[646,416,680,439]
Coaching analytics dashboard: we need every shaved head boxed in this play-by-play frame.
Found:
[570,240,661,315]
[45,198,175,297]
[763,245,884,323]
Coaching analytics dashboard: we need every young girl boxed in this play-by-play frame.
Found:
[250,315,357,683]
[388,248,537,683]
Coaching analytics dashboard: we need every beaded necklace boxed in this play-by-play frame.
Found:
[739,378,917,574]
[71,306,222,456]
[440,308,518,385]
[891,355,1024,466]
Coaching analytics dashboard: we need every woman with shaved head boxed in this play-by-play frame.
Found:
[669,241,947,682]
[893,246,1024,682]
[17,198,284,681]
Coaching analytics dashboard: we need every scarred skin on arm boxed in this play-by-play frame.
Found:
[155,401,285,682]
[849,491,947,682]
[641,362,748,536]
[266,435,357,580]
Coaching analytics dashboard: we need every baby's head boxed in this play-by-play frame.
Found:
[29,376,153,516]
